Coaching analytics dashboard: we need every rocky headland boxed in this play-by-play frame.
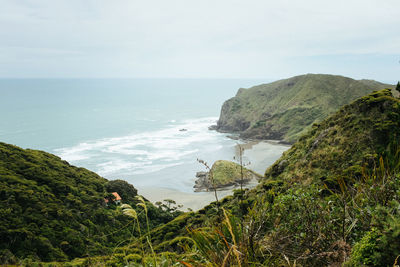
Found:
[214,74,393,143]
[194,160,262,192]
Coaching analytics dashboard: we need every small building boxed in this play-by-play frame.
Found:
[104,192,122,205]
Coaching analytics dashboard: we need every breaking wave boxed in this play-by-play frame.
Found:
[55,117,222,178]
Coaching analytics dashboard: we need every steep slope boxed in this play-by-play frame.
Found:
[241,89,400,266]
[107,89,400,266]
[0,143,177,263]
[216,74,392,143]
[264,88,400,185]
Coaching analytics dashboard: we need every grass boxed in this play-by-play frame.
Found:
[264,89,400,185]
[211,160,261,188]
[217,74,393,142]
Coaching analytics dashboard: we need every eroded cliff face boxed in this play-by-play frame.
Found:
[215,74,393,143]
[217,98,251,133]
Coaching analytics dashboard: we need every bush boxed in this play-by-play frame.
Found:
[346,228,379,266]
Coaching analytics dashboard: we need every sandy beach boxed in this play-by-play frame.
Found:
[140,140,290,211]
[139,186,235,211]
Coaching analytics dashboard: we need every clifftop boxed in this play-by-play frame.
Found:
[216,74,393,143]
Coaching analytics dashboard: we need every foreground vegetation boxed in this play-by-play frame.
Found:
[1,88,400,266]
[99,89,400,266]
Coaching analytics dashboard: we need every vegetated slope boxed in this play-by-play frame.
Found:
[238,88,400,265]
[216,74,392,143]
[0,143,178,264]
[264,88,400,185]
[106,89,400,266]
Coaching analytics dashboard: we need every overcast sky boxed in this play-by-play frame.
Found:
[0,0,399,82]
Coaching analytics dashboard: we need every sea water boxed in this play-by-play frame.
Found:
[0,79,288,202]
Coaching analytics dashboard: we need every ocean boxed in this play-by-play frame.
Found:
[0,79,288,208]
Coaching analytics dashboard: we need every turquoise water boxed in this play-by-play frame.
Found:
[0,79,287,193]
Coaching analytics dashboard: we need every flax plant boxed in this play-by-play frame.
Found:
[188,208,243,266]
[197,158,219,206]
[233,143,250,192]
[120,203,145,262]
[120,198,157,266]
[136,196,157,266]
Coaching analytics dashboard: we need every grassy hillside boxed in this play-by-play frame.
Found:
[264,88,400,185]
[244,89,400,266]
[0,143,179,264]
[216,74,392,143]
[100,89,400,266]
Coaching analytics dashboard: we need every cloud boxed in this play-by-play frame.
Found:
[0,0,399,80]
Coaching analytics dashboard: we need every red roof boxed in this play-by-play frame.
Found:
[112,192,122,201]
[104,192,122,203]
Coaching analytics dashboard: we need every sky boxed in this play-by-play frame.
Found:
[0,0,399,82]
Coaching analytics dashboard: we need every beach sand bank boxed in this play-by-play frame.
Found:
[140,140,290,211]
[139,187,235,211]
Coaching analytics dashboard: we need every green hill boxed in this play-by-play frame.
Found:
[216,74,392,143]
[0,143,179,264]
[264,88,400,184]
[106,89,400,266]
[247,89,400,266]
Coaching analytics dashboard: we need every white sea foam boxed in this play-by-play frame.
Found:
[55,117,220,176]
[97,159,149,175]
[96,159,185,177]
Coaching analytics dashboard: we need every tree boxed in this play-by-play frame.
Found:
[396,81,400,95]
[155,199,182,213]
[105,179,138,204]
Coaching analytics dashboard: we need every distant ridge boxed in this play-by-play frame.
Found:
[216,74,393,143]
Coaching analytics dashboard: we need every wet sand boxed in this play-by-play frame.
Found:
[241,140,290,174]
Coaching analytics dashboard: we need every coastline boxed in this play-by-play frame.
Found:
[139,186,236,211]
[140,177,259,211]
[139,139,290,211]
[242,140,290,174]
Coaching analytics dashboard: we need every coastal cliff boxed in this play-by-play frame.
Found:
[216,74,392,143]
